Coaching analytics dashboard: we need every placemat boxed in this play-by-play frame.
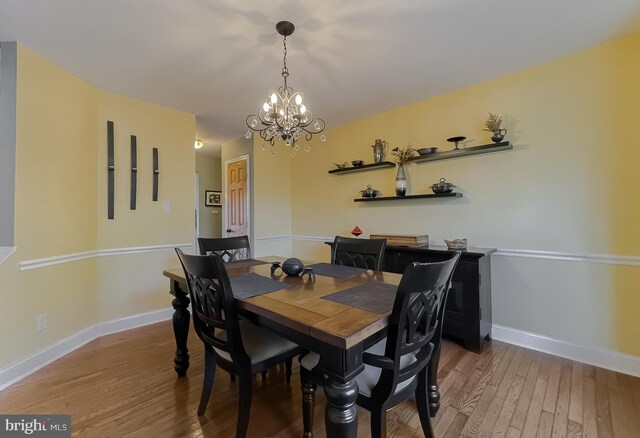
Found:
[306,262,368,279]
[230,273,293,299]
[225,259,268,269]
[322,282,398,314]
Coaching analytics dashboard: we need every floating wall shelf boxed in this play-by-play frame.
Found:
[328,161,395,174]
[354,193,462,202]
[408,141,512,163]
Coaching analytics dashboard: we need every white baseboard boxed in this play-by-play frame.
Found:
[0,307,173,392]
[492,324,640,378]
[96,308,174,337]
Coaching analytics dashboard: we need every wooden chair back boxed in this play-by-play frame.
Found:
[175,249,250,370]
[331,236,387,270]
[197,235,251,262]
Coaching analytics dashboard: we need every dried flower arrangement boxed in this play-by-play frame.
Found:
[483,113,503,132]
[391,145,416,164]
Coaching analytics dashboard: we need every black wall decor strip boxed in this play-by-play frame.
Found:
[152,147,159,201]
[130,135,137,210]
[107,121,115,220]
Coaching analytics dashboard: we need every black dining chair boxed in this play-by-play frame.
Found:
[198,235,289,382]
[198,235,251,261]
[175,249,303,438]
[301,251,460,438]
[331,236,387,270]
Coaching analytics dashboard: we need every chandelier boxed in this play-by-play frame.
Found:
[245,21,326,157]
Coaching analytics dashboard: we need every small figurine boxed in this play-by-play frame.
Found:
[351,226,363,237]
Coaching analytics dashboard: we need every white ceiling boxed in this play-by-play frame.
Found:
[1,1,639,157]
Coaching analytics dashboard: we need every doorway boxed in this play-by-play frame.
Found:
[223,155,250,239]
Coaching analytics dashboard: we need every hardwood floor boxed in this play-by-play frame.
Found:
[1,321,639,437]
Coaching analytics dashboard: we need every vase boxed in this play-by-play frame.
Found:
[491,128,507,143]
[395,164,407,196]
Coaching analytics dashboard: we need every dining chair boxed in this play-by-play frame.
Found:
[331,235,387,270]
[198,235,289,382]
[175,249,303,438]
[198,235,251,261]
[302,251,461,438]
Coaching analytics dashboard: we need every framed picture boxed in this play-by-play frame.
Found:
[205,190,222,207]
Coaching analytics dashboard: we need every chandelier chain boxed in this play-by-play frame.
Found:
[281,36,289,82]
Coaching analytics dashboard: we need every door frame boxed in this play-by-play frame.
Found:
[222,154,251,244]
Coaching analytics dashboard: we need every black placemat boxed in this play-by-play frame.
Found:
[230,273,293,299]
[306,262,368,279]
[225,259,268,269]
[322,282,397,314]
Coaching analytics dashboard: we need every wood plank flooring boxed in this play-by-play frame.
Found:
[0,321,638,437]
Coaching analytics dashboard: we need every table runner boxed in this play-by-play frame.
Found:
[225,259,268,269]
[306,262,368,279]
[230,273,293,299]
[321,281,397,314]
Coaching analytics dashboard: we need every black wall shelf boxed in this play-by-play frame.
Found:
[328,161,395,174]
[354,193,462,202]
[408,141,512,164]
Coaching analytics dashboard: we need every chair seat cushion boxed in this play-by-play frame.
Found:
[355,338,417,398]
[215,320,298,365]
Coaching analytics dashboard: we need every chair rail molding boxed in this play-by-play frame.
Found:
[18,243,193,271]
[280,235,640,268]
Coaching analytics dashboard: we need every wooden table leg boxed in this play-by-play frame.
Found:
[324,378,359,438]
[300,366,317,438]
[170,280,190,376]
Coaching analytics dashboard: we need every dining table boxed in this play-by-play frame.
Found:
[163,256,445,438]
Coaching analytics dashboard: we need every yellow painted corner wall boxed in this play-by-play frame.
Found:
[253,140,292,257]
[0,45,99,366]
[96,91,195,321]
[289,33,640,356]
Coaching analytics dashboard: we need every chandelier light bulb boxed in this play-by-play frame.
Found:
[263,102,270,112]
[295,94,302,105]
[271,93,278,104]
[299,104,306,114]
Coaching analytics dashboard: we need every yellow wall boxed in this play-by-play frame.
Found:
[0,45,195,368]
[96,91,194,321]
[280,33,640,355]
[0,45,99,365]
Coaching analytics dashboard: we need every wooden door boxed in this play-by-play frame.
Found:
[226,159,248,237]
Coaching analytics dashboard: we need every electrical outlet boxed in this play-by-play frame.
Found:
[37,314,47,331]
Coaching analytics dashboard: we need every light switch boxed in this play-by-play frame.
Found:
[212,209,219,215]
[162,201,171,213]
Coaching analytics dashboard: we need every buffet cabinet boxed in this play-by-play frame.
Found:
[325,242,494,352]
[383,244,495,353]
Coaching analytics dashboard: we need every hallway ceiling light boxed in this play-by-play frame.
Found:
[194,139,204,149]
[245,21,326,157]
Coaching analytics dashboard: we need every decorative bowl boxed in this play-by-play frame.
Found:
[333,162,349,169]
[445,239,467,250]
[430,177,457,194]
[351,160,364,167]
[282,258,305,276]
[360,185,381,198]
[417,147,438,155]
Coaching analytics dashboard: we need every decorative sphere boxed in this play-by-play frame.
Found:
[282,258,304,276]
